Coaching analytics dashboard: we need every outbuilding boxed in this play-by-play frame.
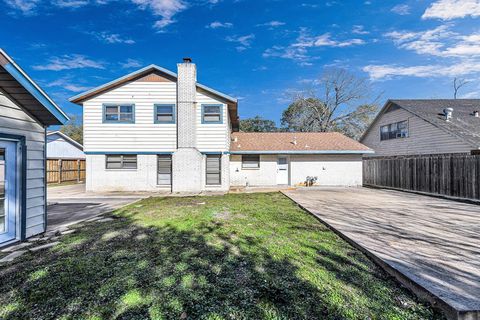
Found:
[0,49,68,247]
[230,132,373,187]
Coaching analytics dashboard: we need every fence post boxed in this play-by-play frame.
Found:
[58,159,62,184]
[77,159,81,183]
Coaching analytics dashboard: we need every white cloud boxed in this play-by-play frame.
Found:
[352,25,369,35]
[89,31,135,44]
[46,78,91,92]
[206,21,233,29]
[131,0,187,29]
[225,34,255,51]
[256,21,285,28]
[32,55,105,71]
[294,32,366,48]
[52,0,89,8]
[120,58,142,68]
[391,4,411,15]
[363,61,480,80]
[4,0,40,15]
[385,25,480,58]
[422,0,480,20]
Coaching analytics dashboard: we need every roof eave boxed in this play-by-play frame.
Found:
[230,150,375,154]
[0,49,69,125]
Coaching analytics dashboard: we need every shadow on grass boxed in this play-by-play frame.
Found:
[0,195,441,320]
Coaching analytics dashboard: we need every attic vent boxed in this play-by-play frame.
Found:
[231,136,238,142]
[474,110,479,118]
[443,108,454,121]
[292,137,297,145]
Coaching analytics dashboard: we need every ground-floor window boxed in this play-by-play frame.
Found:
[105,154,137,169]
[242,154,260,169]
[206,154,221,185]
[157,155,172,185]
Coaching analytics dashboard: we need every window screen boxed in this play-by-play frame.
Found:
[242,155,260,169]
[157,155,172,185]
[206,155,221,185]
[155,105,175,123]
[202,105,222,123]
[106,155,137,169]
[104,105,134,123]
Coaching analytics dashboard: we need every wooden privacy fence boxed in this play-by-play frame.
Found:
[47,159,86,184]
[363,154,480,200]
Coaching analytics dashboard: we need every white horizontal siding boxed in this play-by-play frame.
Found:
[196,91,229,152]
[0,93,46,238]
[47,134,85,159]
[83,80,231,153]
[83,81,177,152]
[362,108,472,156]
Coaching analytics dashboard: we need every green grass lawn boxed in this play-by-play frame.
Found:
[0,193,442,319]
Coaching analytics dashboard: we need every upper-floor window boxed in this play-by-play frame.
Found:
[154,104,175,124]
[202,105,223,124]
[103,104,134,123]
[380,120,408,141]
[106,154,137,169]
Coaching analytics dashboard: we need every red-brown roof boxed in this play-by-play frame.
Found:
[230,132,373,154]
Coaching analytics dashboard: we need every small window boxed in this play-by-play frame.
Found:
[202,105,222,124]
[380,120,408,141]
[104,104,134,123]
[157,155,172,185]
[206,154,221,185]
[242,155,260,169]
[106,154,137,169]
[155,104,175,124]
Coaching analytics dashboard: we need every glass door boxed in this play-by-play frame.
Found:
[0,141,17,244]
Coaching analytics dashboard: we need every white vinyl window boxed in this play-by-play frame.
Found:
[104,104,134,123]
[206,155,221,185]
[380,120,408,141]
[106,155,137,169]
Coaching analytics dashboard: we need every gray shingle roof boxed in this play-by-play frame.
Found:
[389,99,480,149]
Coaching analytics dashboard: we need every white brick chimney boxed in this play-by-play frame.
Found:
[172,58,203,193]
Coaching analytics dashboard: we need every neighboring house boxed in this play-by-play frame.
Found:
[0,49,69,247]
[70,58,372,192]
[361,99,480,157]
[46,131,85,159]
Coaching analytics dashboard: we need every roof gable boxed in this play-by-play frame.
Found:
[361,99,480,149]
[0,49,69,125]
[47,131,83,151]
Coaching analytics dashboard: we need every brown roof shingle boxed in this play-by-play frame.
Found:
[230,132,373,153]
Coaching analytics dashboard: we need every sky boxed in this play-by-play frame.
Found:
[2,0,480,125]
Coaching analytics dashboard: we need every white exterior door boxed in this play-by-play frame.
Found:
[276,156,289,185]
[0,140,17,244]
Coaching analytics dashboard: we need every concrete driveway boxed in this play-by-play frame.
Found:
[47,184,146,232]
[283,187,480,320]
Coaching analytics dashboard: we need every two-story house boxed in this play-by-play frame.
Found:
[361,99,480,157]
[70,58,373,193]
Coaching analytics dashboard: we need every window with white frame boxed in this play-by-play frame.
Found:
[104,104,134,123]
[202,105,222,124]
[242,155,260,169]
[206,154,221,185]
[380,120,408,141]
[105,155,137,169]
[157,155,172,185]
[155,104,175,123]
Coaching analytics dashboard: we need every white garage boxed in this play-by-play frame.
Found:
[229,132,373,187]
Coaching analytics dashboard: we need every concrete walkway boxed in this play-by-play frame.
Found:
[47,184,146,232]
[284,187,480,320]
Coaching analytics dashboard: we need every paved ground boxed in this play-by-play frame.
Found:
[284,187,480,319]
[47,184,146,231]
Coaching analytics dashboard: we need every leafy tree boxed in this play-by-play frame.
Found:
[60,114,83,144]
[281,68,380,139]
[240,116,278,132]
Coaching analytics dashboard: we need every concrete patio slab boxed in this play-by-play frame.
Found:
[283,187,480,320]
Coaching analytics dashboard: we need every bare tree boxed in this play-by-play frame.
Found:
[453,77,469,99]
[281,68,381,139]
